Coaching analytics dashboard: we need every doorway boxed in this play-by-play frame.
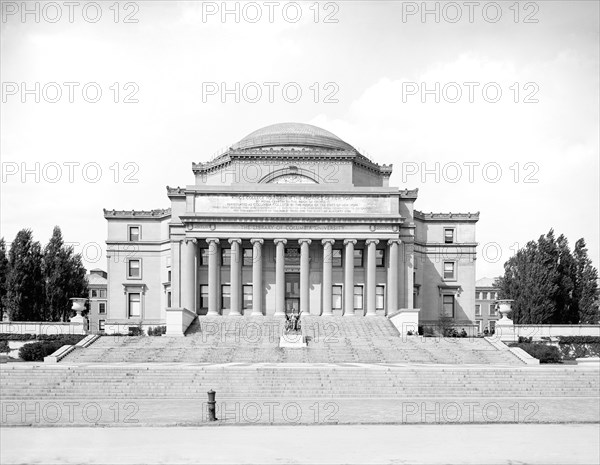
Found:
[285,273,300,314]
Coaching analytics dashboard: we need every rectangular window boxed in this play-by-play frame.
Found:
[475,304,481,316]
[444,228,454,244]
[200,249,209,266]
[332,285,343,310]
[200,285,209,309]
[375,249,385,267]
[167,291,172,308]
[442,295,455,318]
[332,249,342,267]
[99,320,105,331]
[243,285,253,310]
[354,250,363,268]
[443,262,455,280]
[489,303,498,316]
[91,289,98,298]
[221,249,231,267]
[128,259,141,279]
[478,292,483,300]
[128,293,141,318]
[376,285,385,310]
[167,270,171,282]
[221,285,231,310]
[99,289,106,298]
[353,285,364,310]
[99,302,106,314]
[476,320,482,334]
[128,226,140,242]
[489,320,496,333]
[243,248,253,266]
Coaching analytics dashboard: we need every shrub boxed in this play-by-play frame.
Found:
[0,340,10,353]
[558,336,600,344]
[509,343,561,363]
[128,326,144,336]
[518,336,533,343]
[0,334,85,342]
[19,341,65,361]
[0,334,37,341]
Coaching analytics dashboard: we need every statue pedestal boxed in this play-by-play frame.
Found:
[279,334,307,348]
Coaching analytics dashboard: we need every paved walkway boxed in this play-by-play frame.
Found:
[2,424,599,464]
[2,397,599,426]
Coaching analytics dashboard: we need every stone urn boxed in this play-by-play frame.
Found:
[496,299,514,325]
[69,297,87,324]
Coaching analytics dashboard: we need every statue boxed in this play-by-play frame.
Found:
[284,310,302,334]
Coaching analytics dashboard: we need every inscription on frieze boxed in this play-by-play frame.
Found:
[195,194,391,214]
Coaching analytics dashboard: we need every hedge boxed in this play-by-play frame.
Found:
[0,333,86,342]
[509,343,561,363]
[0,340,10,353]
[558,336,600,344]
[18,335,86,361]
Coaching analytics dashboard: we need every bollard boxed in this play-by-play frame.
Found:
[207,389,217,421]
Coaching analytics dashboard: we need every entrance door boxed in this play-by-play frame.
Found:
[285,273,300,314]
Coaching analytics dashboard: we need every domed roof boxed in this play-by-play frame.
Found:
[232,123,356,151]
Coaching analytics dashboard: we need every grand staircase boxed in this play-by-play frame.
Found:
[61,316,523,365]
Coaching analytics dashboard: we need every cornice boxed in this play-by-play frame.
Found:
[104,208,171,219]
[414,210,479,222]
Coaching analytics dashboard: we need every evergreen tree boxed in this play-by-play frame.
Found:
[497,230,599,324]
[573,239,600,323]
[0,238,9,320]
[2,230,44,321]
[43,227,88,322]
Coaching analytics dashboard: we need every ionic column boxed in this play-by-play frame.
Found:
[321,239,335,316]
[206,238,220,316]
[343,239,357,317]
[250,239,263,316]
[365,239,379,316]
[387,239,400,315]
[181,239,197,313]
[274,239,287,316]
[299,239,312,314]
[228,238,242,316]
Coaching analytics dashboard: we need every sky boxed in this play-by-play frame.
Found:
[1,0,598,280]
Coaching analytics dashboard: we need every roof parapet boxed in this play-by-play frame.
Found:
[103,208,171,219]
[414,210,479,221]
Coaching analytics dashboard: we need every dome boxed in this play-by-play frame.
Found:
[231,123,356,152]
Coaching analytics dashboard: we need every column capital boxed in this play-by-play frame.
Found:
[274,238,287,246]
[365,239,379,246]
[184,238,197,244]
[321,239,335,246]
[298,239,312,246]
[228,238,242,245]
[343,239,357,246]
[387,239,401,246]
[205,238,220,245]
[250,238,264,245]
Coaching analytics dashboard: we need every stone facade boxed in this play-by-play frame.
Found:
[475,277,500,334]
[86,269,107,333]
[104,123,479,332]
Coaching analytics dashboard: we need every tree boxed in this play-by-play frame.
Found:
[2,230,44,321]
[43,226,88,322]
[573,239,600,324]
[0,238,9,320]
[497,230,599,324]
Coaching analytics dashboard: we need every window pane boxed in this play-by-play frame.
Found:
[128,293,141,317]
[475,304,481,316]
[442,295,454,317]
[128,260,140,278]
[353,286,363,309]
[243,285,253,310]
[200,249,209,266]
[332,285,342,310]
[443,262,454,279]
[222,285,231,310]
[99,289,106,298]
[375,249,385,267]
[354,250,363,267]
[489,304,497,316]
[91,290,98,297]
[222,249,231,266]
[129,227,139,241]
[200,285,209,309]
[99,320,105,331]
[444,229,454,243]
[99,303,106,314]
[375,286,385,310]
[243,249,253,266]
[332,249,342,267]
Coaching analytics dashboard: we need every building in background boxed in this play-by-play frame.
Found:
[87,268,108,333]
[104,123,479,333]
[475,277,500,334]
